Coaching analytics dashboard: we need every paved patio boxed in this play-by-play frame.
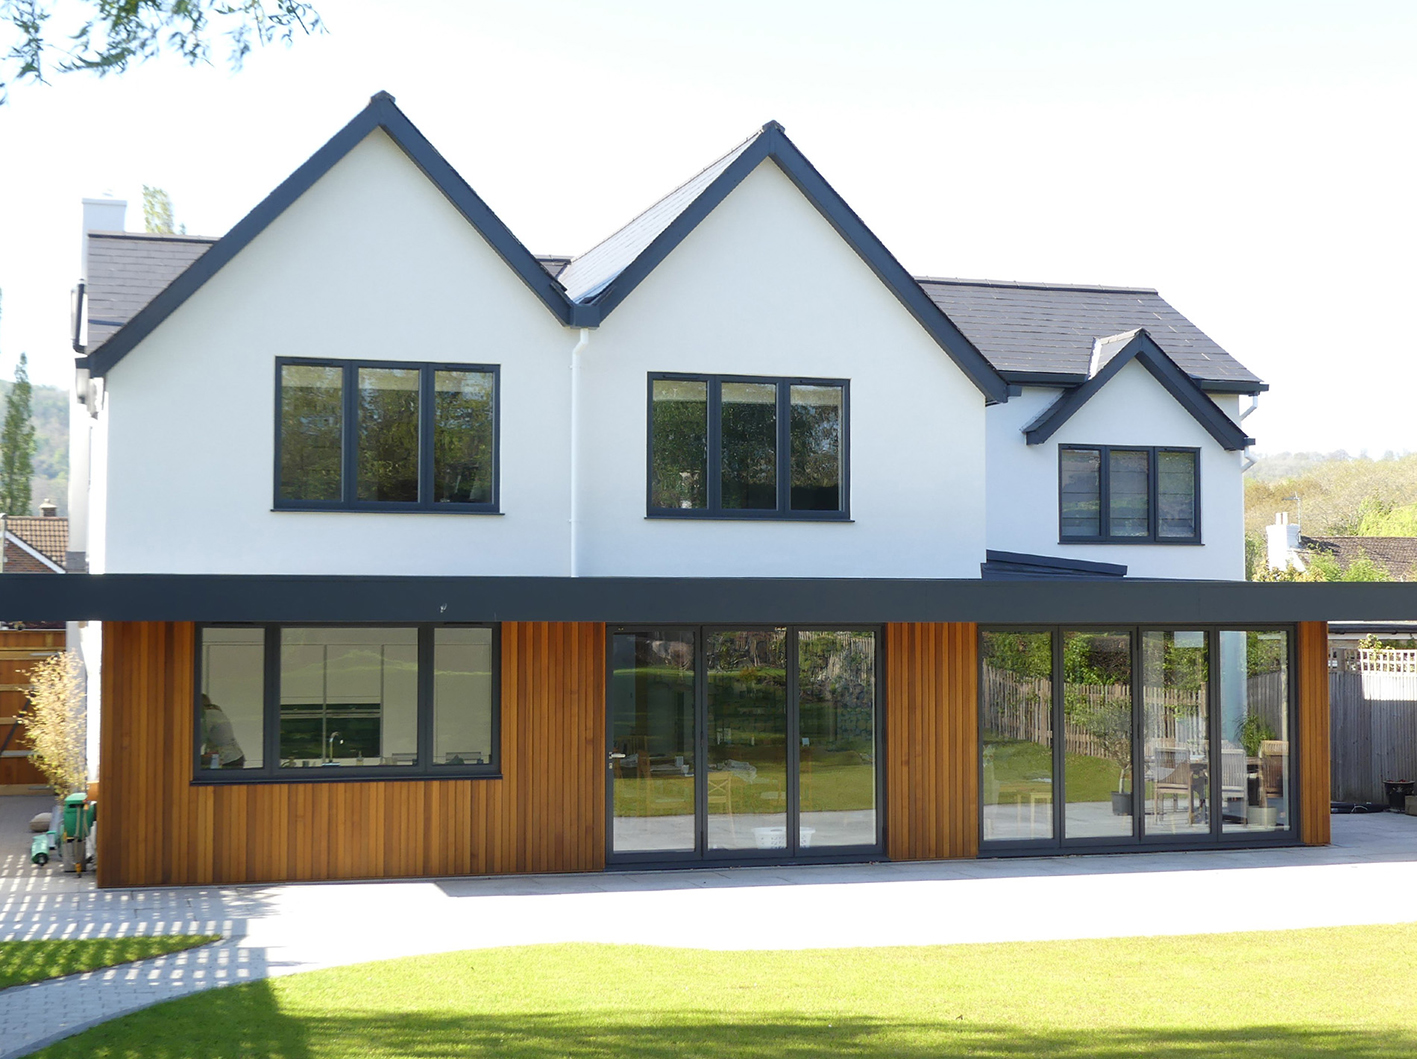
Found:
[2,791,1416,1058]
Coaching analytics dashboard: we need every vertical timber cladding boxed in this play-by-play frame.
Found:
[884,623,979,860]
[1297,621,1331,846]
[96,621,606,887]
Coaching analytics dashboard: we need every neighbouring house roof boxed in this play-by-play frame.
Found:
[79,91,583,378]
[1021,328,1254,451]
[1301,537,1417,581]
[917,278,1265,394]
[86,232,216,352]
[3,515,68,573]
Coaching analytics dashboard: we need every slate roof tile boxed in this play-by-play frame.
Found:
[86,232,217,351]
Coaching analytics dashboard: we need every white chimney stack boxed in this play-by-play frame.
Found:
[80,196,127,280]
[1266,511,1303,571]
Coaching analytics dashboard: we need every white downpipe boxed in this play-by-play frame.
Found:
[568,328,591,577]
[1239,393,1260,421]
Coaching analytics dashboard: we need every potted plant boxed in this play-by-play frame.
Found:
[1239,714,1278,826]
[1066,689,1133,815]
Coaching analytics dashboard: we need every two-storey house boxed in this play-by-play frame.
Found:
[59,93,1328,887]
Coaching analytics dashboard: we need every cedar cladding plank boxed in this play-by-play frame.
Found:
[98,621,608,887]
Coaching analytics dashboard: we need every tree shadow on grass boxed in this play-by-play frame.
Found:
[28,996,1417,1059]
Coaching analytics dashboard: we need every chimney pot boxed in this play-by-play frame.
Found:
[40,500,57,518]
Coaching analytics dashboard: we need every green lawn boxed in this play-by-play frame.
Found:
[985,735,1122,803]
[27,925,1417,1058]
[0,935,219,990]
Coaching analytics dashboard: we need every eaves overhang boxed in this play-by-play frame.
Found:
[5,574,1416,625]
[79,92,580,378]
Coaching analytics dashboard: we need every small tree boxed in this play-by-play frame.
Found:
[143,185,184,234]
[0,347,36,516]
[24,651,86,798]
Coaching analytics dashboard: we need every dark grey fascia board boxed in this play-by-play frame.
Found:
[1023,330,1254,451]
[583,123,1011,405]
[1197,379,1270,395]
[1000,371,1087,388]
[81,92,578,377]
[984,550,1127,577]
[5,573,1417,625]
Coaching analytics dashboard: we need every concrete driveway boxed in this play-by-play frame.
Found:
[3,792,1416,1058]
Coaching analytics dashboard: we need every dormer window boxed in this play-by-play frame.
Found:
[276,358,499,512]
[1059,446,1199,543]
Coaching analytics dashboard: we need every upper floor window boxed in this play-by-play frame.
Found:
[276,359,498,512]
[648,373,849,520]
[1060,446,1199,543]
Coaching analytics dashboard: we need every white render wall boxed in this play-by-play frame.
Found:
[573,160,988,578]
[97,131,576,575]
[984,366,1246,579]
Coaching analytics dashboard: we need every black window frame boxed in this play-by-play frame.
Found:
[977,623,1299,856]
[1057,445,1201,544]
[192,623,501,784]
[274,357,501,513]
[646,372,851,521]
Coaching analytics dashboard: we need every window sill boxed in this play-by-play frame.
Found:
[271,506,503,516]
[646,512,854,523]
[193,769,502,785]
[1058,538,1202,546]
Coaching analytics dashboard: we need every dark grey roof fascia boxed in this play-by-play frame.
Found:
[1022,329,1254,451]
[1198,379,1270,395]
[4,573,1417,625]
[580,123,1011,405]
[983,550,1127,578]
[1001,370,1088,387]
[81,92,579,377]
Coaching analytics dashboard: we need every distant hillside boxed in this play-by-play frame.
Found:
[1245,451,1417,539]
[0,380,67,516]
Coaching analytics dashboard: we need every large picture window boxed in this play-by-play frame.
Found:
[648,374,848,519]
[980,626,1294,851]
[196,625,498,781]
[277,359,498,512]
[1059,446,1199,543]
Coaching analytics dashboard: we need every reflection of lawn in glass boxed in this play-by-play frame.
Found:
[615,756,874,817]
[43,926,1417,1059]
[985,736,1122,804]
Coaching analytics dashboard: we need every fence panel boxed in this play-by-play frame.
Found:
[1328,649,1417,802]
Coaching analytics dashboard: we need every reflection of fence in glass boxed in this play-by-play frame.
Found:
[983,666,1283,755]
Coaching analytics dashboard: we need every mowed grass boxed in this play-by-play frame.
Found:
[29,924,1417,1058]
[0,935,219,990]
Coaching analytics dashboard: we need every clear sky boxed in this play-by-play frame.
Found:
[0,0,1413,454]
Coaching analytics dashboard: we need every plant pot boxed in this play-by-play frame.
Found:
[1111,791,1131,816]
[1247,805,1278,828]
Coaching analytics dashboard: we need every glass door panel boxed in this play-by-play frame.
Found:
[980,631,1054,841]
[608,630,697,854]
[1220,631,1291,834]
[706,630,788,851]
[798,630,877,849]
[1141,631,1209,837]
[1063,630,1134,839]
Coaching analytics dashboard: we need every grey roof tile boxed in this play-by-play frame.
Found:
[86,232,217,352]
[916,278,1263,388]
[556,131,760,302]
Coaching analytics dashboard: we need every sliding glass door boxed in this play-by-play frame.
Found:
[980,626,1296,853]
[608,626,881,862]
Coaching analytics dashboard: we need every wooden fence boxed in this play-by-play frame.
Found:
[0,629,66,794]
[1330,648,1417,802]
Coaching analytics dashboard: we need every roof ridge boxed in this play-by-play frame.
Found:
[914,275,1158,295]
[89,231,219,243]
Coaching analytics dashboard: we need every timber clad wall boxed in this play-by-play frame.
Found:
[0,629,64,791]
[1298,621,1331,846]
[96,621,606,888]
[884,622,979,860]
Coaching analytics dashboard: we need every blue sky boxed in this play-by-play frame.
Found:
[0,0,1413,453]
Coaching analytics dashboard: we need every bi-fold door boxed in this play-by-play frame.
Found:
[606,626,883,864]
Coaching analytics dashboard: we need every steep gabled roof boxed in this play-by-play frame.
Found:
[917,277,1265,394]
[557,122,1011,404]
[1022,328,1253,451]
[3,515,68,572]
[80,92,580,378]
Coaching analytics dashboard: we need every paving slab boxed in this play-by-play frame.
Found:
[2,798,1415,1059]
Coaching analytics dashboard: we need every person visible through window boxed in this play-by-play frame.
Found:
[201,694,246,769]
